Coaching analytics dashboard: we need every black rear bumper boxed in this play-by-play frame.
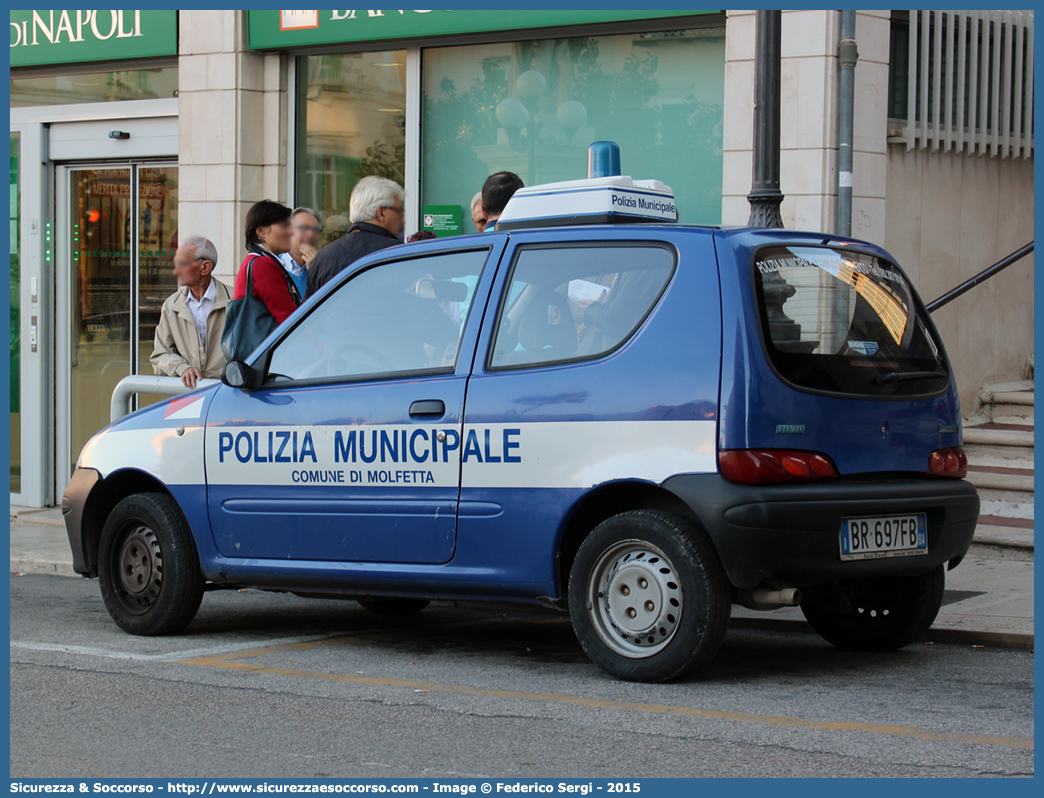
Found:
[662,474,979,589]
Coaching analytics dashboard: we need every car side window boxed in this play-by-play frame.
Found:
[266,249,489,384]
[489,244,675,370]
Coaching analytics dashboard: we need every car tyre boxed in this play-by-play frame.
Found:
[358,598,431,616]
[568,510,731,683]
[98,492,204,636]
[800,566,945,651]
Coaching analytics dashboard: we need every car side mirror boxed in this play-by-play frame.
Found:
[222,360,258,390]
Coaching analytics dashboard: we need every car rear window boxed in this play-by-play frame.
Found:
[752,245,948,396]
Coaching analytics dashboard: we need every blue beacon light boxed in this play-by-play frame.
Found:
[588,141,621,178]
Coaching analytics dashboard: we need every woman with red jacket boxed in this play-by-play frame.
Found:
[234,200,301,324]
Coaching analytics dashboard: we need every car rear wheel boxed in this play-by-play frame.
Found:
[800,566,945,651]
[98,492,204,636]
[568,510,731,683]
[357,598,431,616]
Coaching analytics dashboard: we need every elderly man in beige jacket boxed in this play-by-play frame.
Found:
[151,235,233,388]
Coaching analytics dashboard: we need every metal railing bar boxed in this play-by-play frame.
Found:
[926,241,1034,313]
[110,376,220,423]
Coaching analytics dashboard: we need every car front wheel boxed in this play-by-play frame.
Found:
[98,492,204,635]
[568,510,731,683]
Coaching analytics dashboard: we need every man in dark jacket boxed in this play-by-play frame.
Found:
[481,171,524,230]
[306,175,405,297]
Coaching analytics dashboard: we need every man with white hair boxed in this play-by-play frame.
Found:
[151,235,233,388]
[306,175,405,297]
[470,191,487,232]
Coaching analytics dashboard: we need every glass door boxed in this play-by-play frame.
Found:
[10,132,22,495]
[136,165,180,408]
[57,162,178,485]
[67,165,133,465]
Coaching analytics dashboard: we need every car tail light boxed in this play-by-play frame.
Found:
[718,449,839,484]
[928,446,967,478]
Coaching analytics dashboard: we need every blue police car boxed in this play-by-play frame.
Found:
[63,145,979,682]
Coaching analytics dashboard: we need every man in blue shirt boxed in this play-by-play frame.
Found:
[278,207,322,297]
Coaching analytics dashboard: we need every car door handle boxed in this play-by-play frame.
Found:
[409,400,445,416]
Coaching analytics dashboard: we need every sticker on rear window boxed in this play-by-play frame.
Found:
[848,341,880,356]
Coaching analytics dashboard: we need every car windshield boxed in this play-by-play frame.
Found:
[752,245,948,396]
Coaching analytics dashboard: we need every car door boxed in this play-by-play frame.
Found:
[204,239,504,564]
[456,230,721,592]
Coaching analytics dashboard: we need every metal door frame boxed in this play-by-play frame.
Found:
[9,122,49,508]
[54,159,175,500]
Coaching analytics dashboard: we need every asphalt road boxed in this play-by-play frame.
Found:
[10,574,1034,779]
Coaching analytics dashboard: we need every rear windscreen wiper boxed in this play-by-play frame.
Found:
[874,370,948,385]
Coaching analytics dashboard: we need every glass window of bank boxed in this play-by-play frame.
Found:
[422,29,725,231]
[296,52,407,245]
[295,25,725,236]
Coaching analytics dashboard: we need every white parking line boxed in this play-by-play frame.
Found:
[10,635,331,662]
[9,614,532,664]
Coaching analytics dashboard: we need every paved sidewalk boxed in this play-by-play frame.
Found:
[11,505,1033,649]
[11,506,73,577]
[731,554,1034,649]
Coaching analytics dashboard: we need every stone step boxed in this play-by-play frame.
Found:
[980,379,1034,396]
[987,390,1034,407]
[971,523,1034,554]
[988,413,1035,427]
[967,469,1034,494]
[969,410,1034,425]
[964,417,1033,431]
[978,497,1034,521]
[964,443,1035,465]
[975,486,1035,506]
[965,450,1033,469]
[962,426,1034,448]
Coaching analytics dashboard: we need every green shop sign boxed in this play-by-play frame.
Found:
[247,9,717,50]
[9,10,178,68]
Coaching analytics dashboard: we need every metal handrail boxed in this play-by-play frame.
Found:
[111,375,219,422]
[926,242,1034,313]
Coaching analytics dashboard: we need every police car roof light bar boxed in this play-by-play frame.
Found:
[496,142,678,232]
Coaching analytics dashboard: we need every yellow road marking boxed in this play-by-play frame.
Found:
[178,636,1033,751]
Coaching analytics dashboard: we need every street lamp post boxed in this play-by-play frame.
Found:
[495,71,587,186]
[747,10,785,229]
[517,70,546,185]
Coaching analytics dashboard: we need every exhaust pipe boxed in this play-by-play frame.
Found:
[736,587,802,611]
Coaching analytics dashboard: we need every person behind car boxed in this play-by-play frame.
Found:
[320,213,350,248]
[481,171,524,230]
[151,235,232,388]
[306,176,405,297]
[278,207,322,299]
[470,191,487,233]
[234,200,301,326]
